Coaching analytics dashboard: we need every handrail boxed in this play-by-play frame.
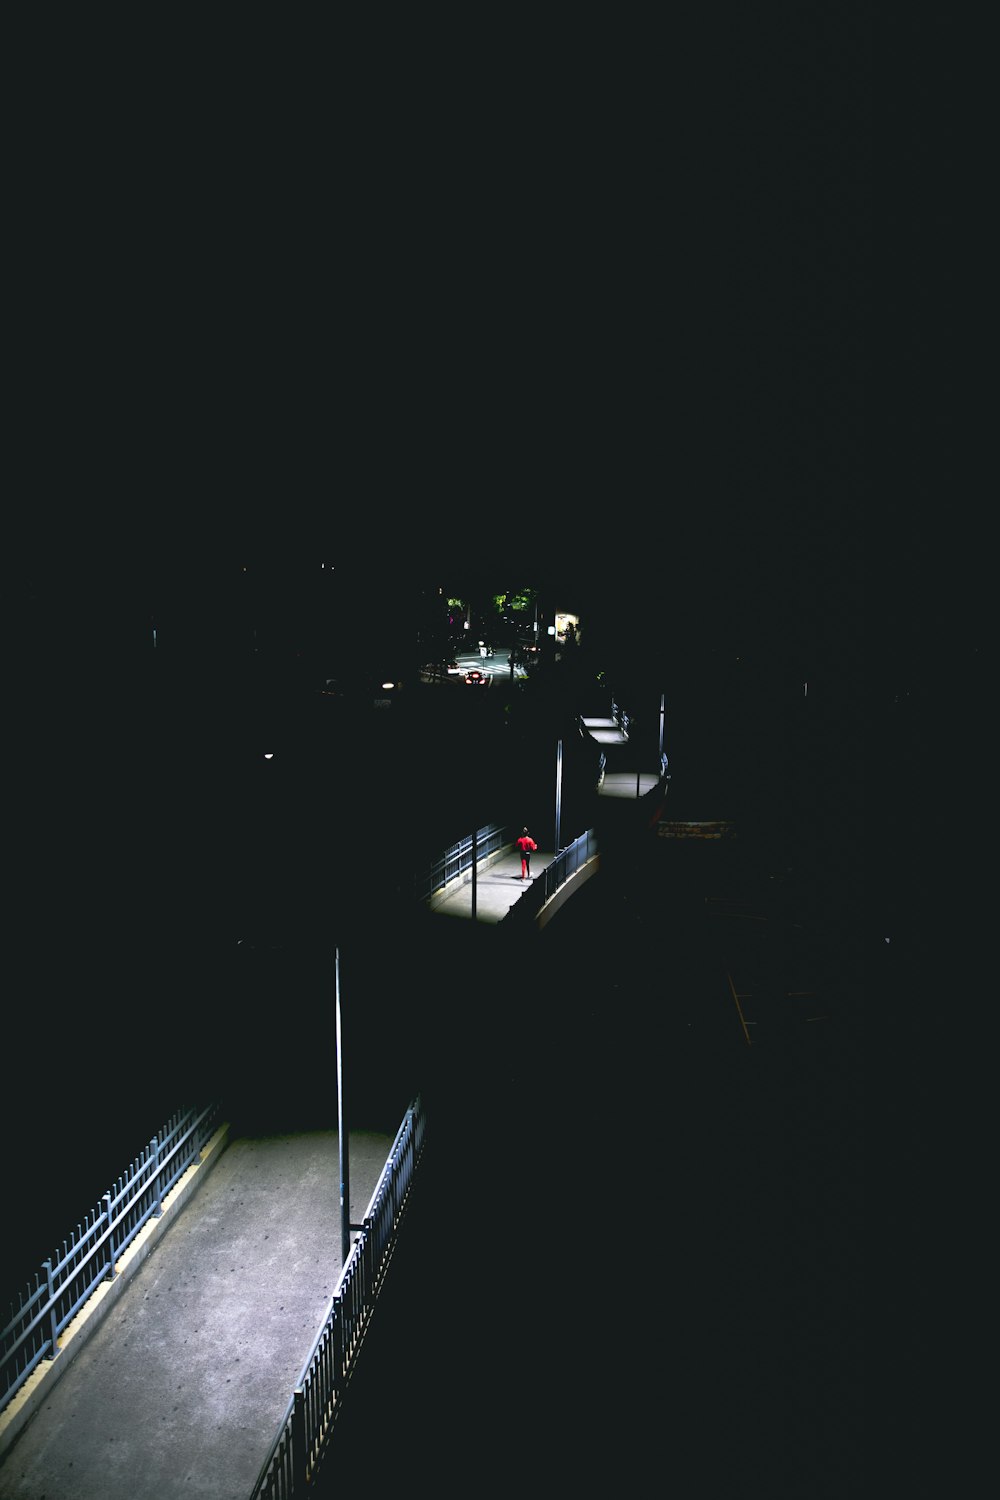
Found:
[1,1103,222,1414]
[413,821,510,903]
[248,1095,427,1500]
[500,827,598,930]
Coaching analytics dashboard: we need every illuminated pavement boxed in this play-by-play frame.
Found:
[0,1130,393,1500]
[426,845,555,923]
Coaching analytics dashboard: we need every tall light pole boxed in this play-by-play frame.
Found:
[471,824,478,920]
[555,737,563,855]
[335,947,351,1266]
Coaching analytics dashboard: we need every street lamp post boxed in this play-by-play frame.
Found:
[555,737,563,855]
[335,947,351,1266]
[471,825,478,920]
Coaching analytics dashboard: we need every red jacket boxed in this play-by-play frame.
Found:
[516,835,537,854]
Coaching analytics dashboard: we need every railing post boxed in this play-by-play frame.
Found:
[43,1260,59,1358]
[333,1292,344,1390]
[103,1193,116,1280]
[292,1387,308,1492]
[151,1137,163,1217]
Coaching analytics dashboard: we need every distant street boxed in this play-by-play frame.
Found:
[424,642,528,682]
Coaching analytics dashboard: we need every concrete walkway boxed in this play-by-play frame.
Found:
[579,712,629,745]
[426,846,554,924]
[0,1128,392,1500]
[580,713,666,799]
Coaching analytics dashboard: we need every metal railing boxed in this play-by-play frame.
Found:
[249,1094,427,1500]
[413,821,511,903]
[1,1102,222,1413]
[501,827,599,930]
[611,699,630,737]
[592,749,668,796]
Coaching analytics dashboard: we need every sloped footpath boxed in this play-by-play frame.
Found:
[0,1128,392,1500]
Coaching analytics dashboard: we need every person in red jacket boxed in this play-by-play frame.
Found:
[516,827,537,879]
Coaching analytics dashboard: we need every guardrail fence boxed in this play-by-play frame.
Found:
[413,821,510,904]
[500,826,599,929]
[249,1094,427,1499]
[1,1102,222,1413]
